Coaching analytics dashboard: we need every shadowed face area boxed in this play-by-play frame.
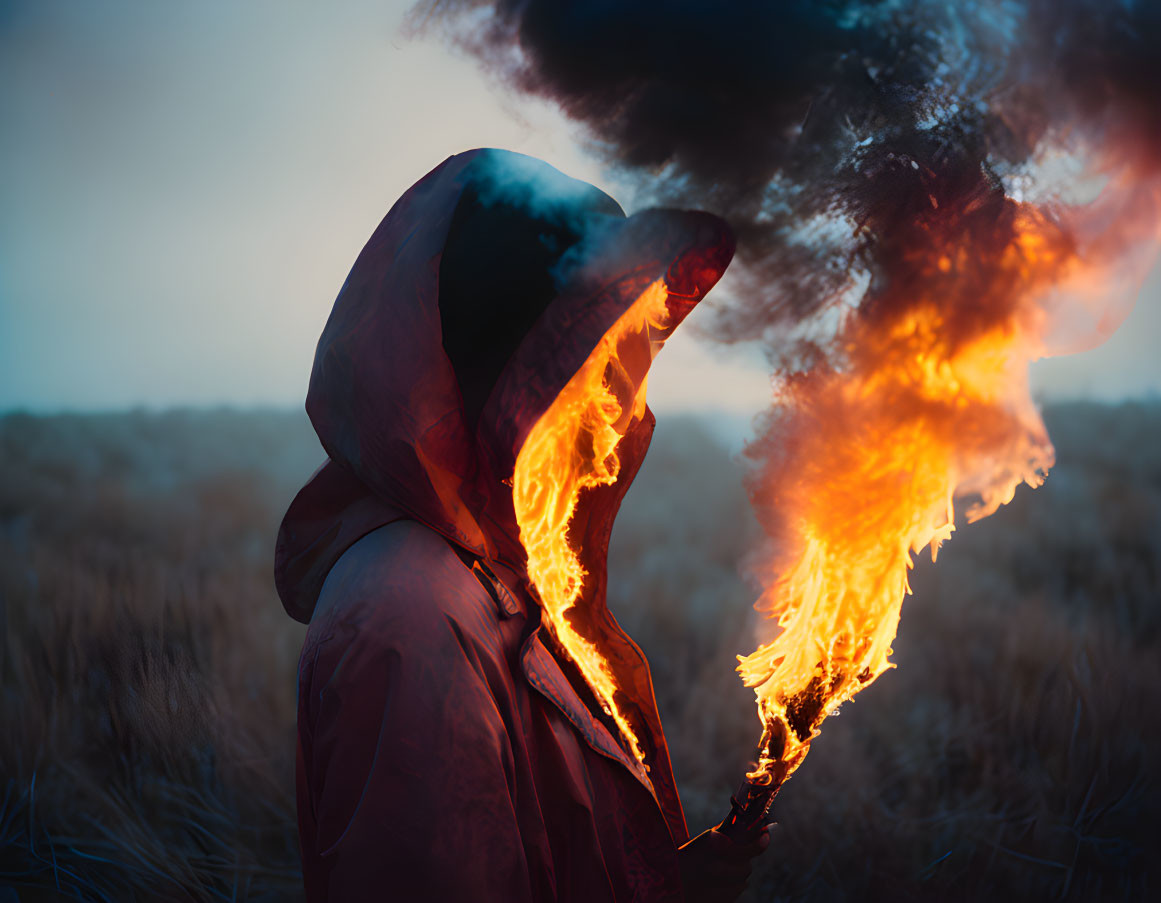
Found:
[437,174,623,432]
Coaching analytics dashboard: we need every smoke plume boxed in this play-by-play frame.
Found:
[411,0,1160,346]
[414,0,1161,780]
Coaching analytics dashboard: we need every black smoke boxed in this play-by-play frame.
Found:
[411,0,1160,351]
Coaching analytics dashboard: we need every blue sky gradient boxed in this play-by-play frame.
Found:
[2,0,1158,413]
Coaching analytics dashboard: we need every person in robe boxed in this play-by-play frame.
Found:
[275,148,768,902]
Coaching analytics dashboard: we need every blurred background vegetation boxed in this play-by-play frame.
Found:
[1,403,1158,901]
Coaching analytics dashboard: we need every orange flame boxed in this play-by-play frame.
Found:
[738,181,1161,785]
[513,279,671,763]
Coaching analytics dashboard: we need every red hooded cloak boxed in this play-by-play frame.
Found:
[275,149,734,902]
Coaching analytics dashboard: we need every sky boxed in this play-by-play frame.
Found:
[2,0,1159,416]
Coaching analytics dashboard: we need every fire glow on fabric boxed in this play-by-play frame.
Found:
[512,279,671,765]
[732,167,1161,815]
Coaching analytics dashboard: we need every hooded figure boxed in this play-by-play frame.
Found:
[275,149,745,902]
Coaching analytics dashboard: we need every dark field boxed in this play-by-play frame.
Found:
[1,403,1158,901]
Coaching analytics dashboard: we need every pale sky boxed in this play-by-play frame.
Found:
[2,0,1158,415]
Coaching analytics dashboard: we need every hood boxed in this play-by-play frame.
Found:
[276,149,734,628]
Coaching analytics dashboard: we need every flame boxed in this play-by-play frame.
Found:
[513,279,671,764]
[738,182,1161,785]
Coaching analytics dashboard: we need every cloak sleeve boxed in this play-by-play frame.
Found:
[296,522,538,903]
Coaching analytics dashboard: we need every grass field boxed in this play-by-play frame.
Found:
[1,403,1158,901]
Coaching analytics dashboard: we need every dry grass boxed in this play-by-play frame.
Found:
[0,411,317,901]
[1,403,1158,901]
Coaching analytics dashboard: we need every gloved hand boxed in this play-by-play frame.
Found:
[677,824,771,903]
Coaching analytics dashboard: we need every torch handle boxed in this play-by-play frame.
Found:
[717,779,779,843]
